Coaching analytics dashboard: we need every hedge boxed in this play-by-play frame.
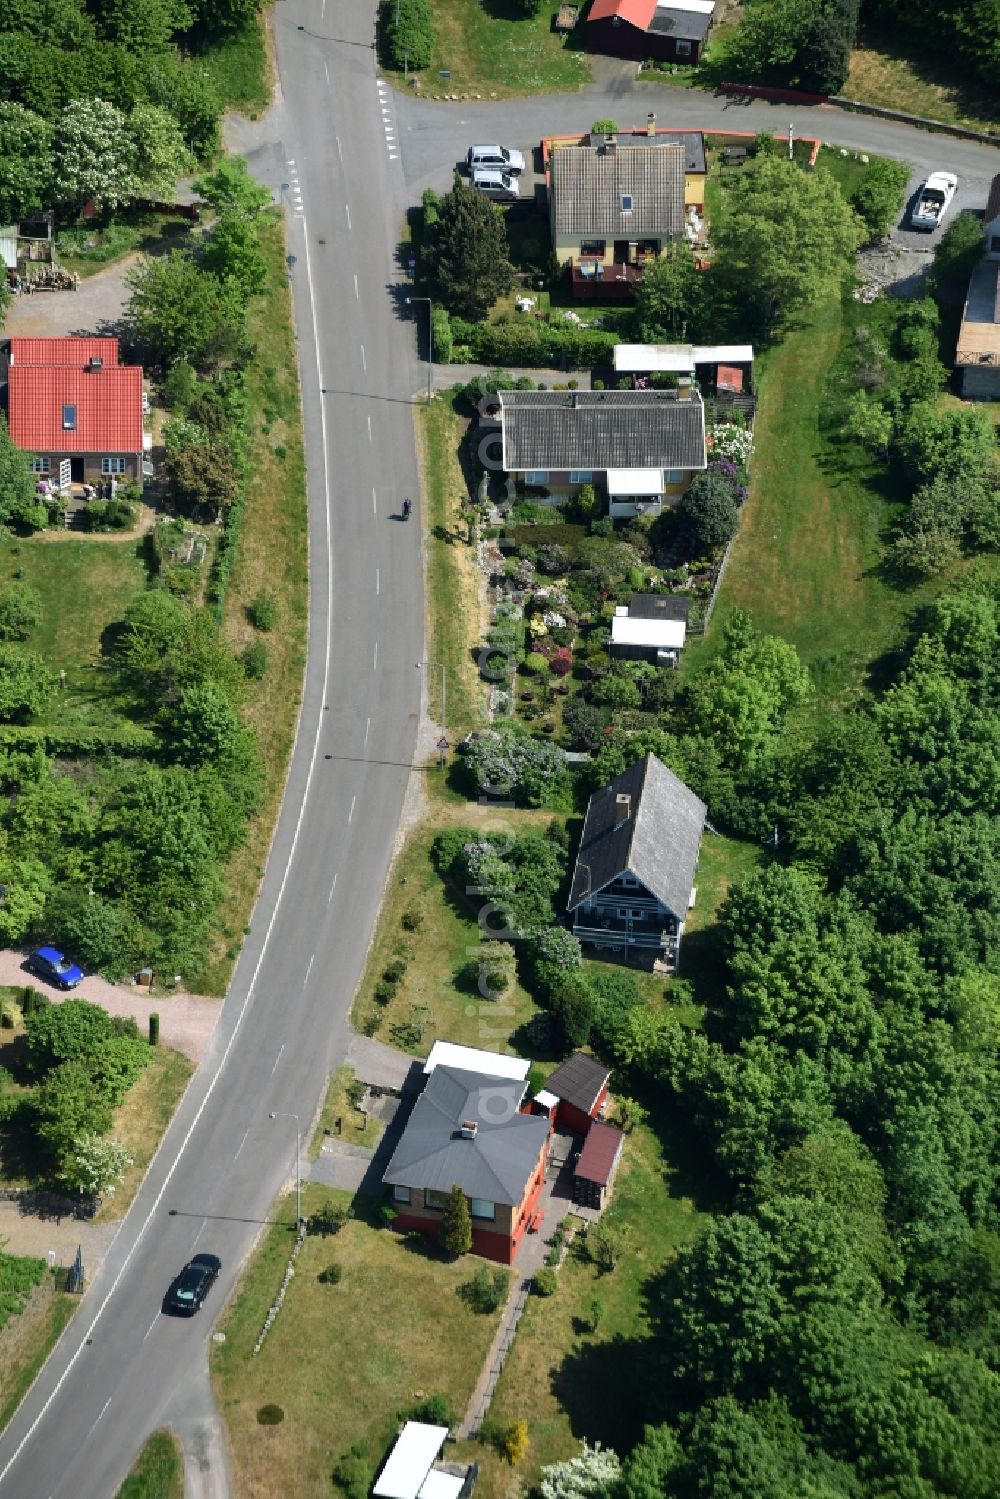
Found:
[431,304,453,365]
[381,0,435,72]
[448,315,618,369]
[0,725,158,757]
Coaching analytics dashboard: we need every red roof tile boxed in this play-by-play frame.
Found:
[588,0,657,27]
[8,336,120,367]
[574,1120,624,1187]
[9,365,143,453]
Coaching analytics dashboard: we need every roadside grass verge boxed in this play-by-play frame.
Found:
[846,37,1000,136]
[212,1185,505,1499]
[194,214,309,994]
[0,535,149,735]
[352,821,545,1056]
[468,1119,708,1495]
[418,394,489,740]
[0,1274,76,1434]
[196,17,272,118]
[94,1046,193,1223]
[383,0,589,100]
[114,1431,184,1499]
[309,1066,383,1158]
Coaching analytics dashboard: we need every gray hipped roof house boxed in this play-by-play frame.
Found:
[568,754,706,965]
[382,1066,549,1206]
[500,389,707,473]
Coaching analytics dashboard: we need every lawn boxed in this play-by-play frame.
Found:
[195,213,309,994]
[309,1066,383,1157]
[94,1045,193,1223]
[468,1119,709,1495]
[197,17,272,118]
[845,36,1000,136]
[385,0,590,100]
[352,819,548,1057]
[0,534,149,736]
[114,1431,184,1499]
[418,395,489,740]
[212,1186,506,1499]
[695,288,912,708]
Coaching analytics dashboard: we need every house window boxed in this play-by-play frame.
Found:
[676,39,692,58]
[31,456,50,474]
[620,194,633,213]
[469,1198,495,1221]
[101,457,127,475]
[392,1185,411,1204]
[569,470,593,484]
[664,469,684,484]
[525,470,548,485]
[579,240,605,258]
[62,404,77,431]
[424,1189,448,1211]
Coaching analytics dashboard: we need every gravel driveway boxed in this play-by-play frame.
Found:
[0,950,222,1064]
[3,253,136,338]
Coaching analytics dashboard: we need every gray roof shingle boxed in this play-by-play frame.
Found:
[551,142,685,239]
[568,753,706,918]
[543,1051,611,1117]
[382,1066,549,1205]
[628,592,691,622]
[500,389,706,472]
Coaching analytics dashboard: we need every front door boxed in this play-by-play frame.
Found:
[613,239,630,263]
[70,457,84,483]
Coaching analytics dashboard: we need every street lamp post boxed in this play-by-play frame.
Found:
[269,1110,301,1234]
[406,295,433,402]
[416,658,446,737]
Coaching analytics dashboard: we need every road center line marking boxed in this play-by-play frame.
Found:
[354,273,359,300]
[374,641,379,671]
[345,203,351,230]
[348,795,356,824]
[335,136,343,162]
[142,1314,158,1343]
[360,344,366,371]
[372,486,377,515]
[324,57,329,82]
[328,872,338,906]
[270,1043,285,1076]
[87,1399,112,1438]
[364,717,371,747]
[367,415,372,441]
[234,1128,250,1161]
[305,954,315,983]
[0,200,339,1499]
[376,567,380,596]
[190,1217,207,1252]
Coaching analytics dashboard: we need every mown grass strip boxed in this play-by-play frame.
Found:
[115,1430,184,1499]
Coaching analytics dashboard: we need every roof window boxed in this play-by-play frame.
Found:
[620,193,633,213]
[62,404,77,431]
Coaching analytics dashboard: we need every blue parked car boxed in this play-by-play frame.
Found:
[26,946,84,990]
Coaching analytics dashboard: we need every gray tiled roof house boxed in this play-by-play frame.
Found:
[550,140,686,239]
[382,1066,550,1206]
[568,753,706,919]
[499,389,706,473]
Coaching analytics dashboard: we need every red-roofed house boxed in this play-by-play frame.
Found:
[586,0,717,64]
[4,337,144,488]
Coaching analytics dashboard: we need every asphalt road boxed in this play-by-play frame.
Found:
[0,16,998,1499]
[0,1,424,1495]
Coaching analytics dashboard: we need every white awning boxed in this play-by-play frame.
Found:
[419,1474,464,1499]
[656,0,716,13]
[423,1041,530,1083]
[374,1425,449,1499]
[534,1089,559,1111]
[612,616,686,650]
[614,343,754,372]
[607,468,664,496]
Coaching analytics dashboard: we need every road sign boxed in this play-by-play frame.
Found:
[437,738,449,752]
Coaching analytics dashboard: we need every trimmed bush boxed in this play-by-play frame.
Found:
[318,1262,343,1285]
[248,588,278,631]
[256,1404,285,1425]
[403,1393,455,1426]
[533,1266,557,1296]
[241,639,269,680]
[380,0,434,72]
[401,905,423,931]
[148,1012,159,1047]
[447,314,617,370]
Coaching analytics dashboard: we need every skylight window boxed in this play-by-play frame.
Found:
[62,404,76,431]
[620,193,633,213]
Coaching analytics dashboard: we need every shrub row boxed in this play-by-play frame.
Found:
[447,315,618,369]
[380,0,435,72]
[0,724,158,757]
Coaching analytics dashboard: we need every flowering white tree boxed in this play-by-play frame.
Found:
[52,98,139,211]
[131,103,192,198]
[60,1134,133,1199]
[539,1442,622,1499]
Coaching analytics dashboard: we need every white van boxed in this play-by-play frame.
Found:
[471,169,520,203]
[467,144,525,176]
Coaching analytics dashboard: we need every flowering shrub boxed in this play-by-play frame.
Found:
[465,725,571,807]
[707,458,749,506]
[549,651,573,677]
[542,611,567,629]
[711,422,754,468]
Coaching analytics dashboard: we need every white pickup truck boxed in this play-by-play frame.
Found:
[911,172,958,232]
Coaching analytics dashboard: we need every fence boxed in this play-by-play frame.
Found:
[463,1279,531,1438]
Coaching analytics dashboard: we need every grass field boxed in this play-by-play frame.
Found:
[115,1431,184,1499]
[384,0,590,99]
[195,214,309,994]
[352,817,549,1056]
[470,1119,708,1495]
[0,535,149,734]
[846,38,1000,135]
[198,17,272,118]
[0,1274,76,1434]
[212,1186,505,1499]
[94,1046,193,1223]
[310,1066,383,1156]
[418,396,489,740]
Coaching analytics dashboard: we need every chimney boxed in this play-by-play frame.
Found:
[678,375,692,401]
[646,112,656,138]
[88,356,103,372]
[460,1119,478,1139]
[615,793,631,825]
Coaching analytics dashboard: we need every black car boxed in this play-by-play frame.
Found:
[165,1253,222,1315]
